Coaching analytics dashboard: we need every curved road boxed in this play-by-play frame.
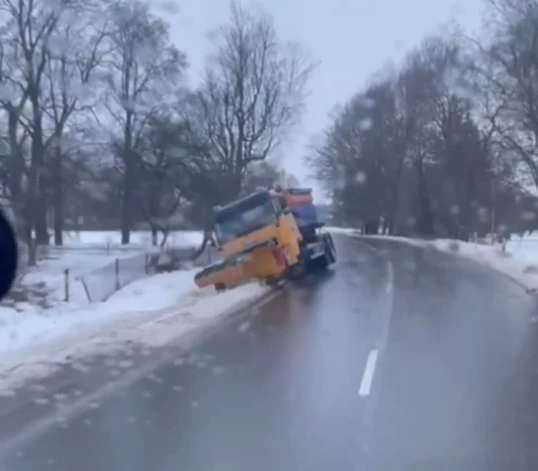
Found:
[1,235,538,470]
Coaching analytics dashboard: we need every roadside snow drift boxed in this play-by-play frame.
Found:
[0,269,271,392]
[381,235,538,291]
[325,226,360,235]
[327,226,538,293]
[426,238,538,292]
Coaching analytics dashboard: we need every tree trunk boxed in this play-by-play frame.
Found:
[121,158,133,244]
[194,204,215,258]
[53,196,63,245]
[159,228,170,248]
[35,208,48,244]
[364,219,378,234]
[27,237,37,267]
[151,226,158,246]
[53,152,64,246]
[34,169,49,245]
[28,91,49,245]
[415,162,435,237]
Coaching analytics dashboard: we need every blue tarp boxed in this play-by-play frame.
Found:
[292,203,318,227]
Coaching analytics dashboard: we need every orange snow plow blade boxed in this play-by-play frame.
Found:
[194,258,250,290]
[194,240,290,291]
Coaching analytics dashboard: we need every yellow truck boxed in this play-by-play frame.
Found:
[193,187,336,292]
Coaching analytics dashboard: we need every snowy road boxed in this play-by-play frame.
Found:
[1,235,538,470]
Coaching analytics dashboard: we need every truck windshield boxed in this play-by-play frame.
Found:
[214,199,275,244]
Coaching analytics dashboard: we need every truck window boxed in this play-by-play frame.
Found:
[214,199,276,244]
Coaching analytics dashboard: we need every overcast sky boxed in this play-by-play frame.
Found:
[153,0,485,197]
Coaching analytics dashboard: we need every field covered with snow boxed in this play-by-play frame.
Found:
[5,230,206,310]
[59,229,204,250]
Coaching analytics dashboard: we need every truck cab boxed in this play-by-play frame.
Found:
[213,190,301,260]
[194,190,303,289]
[194,187,336,291]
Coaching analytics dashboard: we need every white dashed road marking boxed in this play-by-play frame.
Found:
[358,349,379,397]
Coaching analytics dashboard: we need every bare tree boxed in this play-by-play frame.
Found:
[136,114,190,245]
[43,6,109,245]
[481,0,538,189]
[104,0,186,244]
[184,1,316,202]
[0,41,29,246]
[0,0,81,263]
[309,32,519,239]
[182,1,316,252]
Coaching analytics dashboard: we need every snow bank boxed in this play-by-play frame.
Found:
[504,236,538,264]
[427,238,538,292]
[324,228,538,290]
[0,269,271,391]
[325,226,361,235]
[360,234,538,292]
[0,269,199,356]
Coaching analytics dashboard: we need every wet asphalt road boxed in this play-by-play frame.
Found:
[1,235,538,470]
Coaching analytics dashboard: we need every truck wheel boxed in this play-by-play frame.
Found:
[317,257,329,271]
[324,234,336,264]
[326,243,336,264]
[215,283,226,293]
[288,262,305,279]
[327,233,336,257]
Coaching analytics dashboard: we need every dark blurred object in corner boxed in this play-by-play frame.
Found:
[0,209,17,301]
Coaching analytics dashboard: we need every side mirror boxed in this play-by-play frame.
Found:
[0,209,18,301]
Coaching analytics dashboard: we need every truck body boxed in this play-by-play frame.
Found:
[194,188,336,291]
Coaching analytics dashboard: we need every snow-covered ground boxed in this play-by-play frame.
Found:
[0,267,272,392]
[325,226,360,235]
[5,230,205,312]
[0,229,254,390]
[11,249,143,310]
[61,230,204,250]
[427,236,538,292]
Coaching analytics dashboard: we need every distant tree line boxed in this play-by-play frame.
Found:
[309,0,538,239]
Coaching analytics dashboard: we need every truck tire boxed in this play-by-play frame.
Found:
[326,233,336,264]
[215,283,226,293]
[321,233,336,265]
[287,261,306,279]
